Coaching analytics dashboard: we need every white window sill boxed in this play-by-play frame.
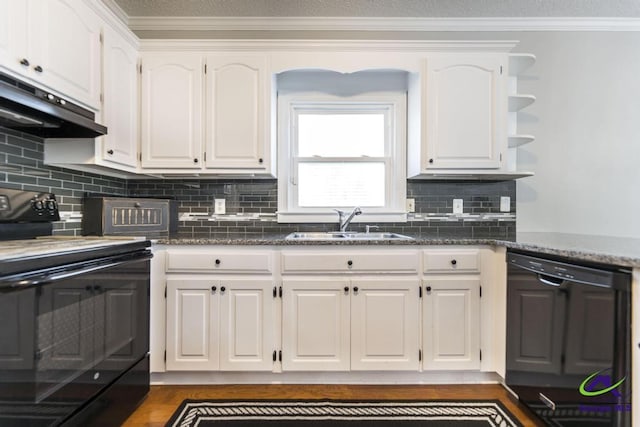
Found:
[277,212,407,224]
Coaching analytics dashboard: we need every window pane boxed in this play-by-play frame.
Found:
[298,162,385,207]
[297,113,385,157]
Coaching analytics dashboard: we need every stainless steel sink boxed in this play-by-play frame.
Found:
[285,231,414,241]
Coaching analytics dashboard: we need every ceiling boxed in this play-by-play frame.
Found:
[111,0,640,18]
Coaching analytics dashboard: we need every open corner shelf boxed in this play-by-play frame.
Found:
[508,135,535,148]
[508,94,536,112]
[508,54,536,75]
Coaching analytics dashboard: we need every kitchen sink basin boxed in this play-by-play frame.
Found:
[285,232,414,241]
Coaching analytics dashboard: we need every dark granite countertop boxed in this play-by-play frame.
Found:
[154,232,640,268]
[501,232,640,269]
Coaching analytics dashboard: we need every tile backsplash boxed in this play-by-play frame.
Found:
[0,129,127,235]
[127,179,516,239]
[1,128,515,239]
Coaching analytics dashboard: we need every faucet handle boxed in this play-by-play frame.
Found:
[365,225,379,234]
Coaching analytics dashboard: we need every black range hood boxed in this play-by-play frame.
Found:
[0,72,107,138]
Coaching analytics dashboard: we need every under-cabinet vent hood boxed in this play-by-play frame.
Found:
[0,72,106,138]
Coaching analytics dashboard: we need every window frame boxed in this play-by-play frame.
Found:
[277,92,407,223]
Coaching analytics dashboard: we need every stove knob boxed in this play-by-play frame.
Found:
[57,99,66,106]
[46,200,57,211]
[33,200,44,211]
[46,93,55,101]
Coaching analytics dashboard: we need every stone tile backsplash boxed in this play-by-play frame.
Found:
[1,128,515,239]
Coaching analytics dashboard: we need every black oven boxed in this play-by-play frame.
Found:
[0,187,151,426]
[0,247,151,426]
[505,250,631,426]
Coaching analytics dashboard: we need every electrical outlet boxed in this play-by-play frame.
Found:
[453,199,463,214]
[500,196,511,212]
[214,199,226,215]
[406,198,415,212]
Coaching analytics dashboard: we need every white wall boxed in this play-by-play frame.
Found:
[511,31,640,238]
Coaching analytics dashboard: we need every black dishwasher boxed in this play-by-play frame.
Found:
[505,250,631,427]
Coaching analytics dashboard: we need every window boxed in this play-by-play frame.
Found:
[277,71,407,223]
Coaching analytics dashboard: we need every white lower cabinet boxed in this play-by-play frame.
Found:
[281,278,350,371]
[422,277,481,370]
[166,278,219,371]
[166,277,275,371]
[219,279,276,371]
[350,279,420,370]
[281,277,420,371]
[161,246,488,377]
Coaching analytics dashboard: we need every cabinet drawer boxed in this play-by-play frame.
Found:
[423,249,480,273]
[281,251,419,273]
[166,250,273,273]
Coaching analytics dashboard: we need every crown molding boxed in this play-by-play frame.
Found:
[99,0,131,27]
[138,39,519,53]
[127,16,640,33]
[90,0,139,47]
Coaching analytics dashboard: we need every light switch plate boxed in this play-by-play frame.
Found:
[214,199,226,214]
[453,199,463,214]
[500,196,511,212]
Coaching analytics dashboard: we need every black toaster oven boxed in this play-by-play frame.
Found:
[82,196,178,237]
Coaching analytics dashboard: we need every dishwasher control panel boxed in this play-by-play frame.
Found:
[507,251,629,290]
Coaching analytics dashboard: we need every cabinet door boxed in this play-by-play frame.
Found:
[101,26,138,168]
[140,53,204,169]
[505,272,565,374]
[34,0,102,110]
[423,277,481,370]
[166,278,219,370]
[205,55,268,170]
[281,278,350,371]
[219,279,275,371]
[424,54,505,170]
[0,0,30,76]
[350,278,420,371]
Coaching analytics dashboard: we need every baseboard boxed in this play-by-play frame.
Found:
[151,370,502,385]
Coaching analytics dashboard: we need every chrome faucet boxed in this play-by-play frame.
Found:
[334,207,362,232]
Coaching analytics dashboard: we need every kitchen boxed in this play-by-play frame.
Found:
[0,0,639,426]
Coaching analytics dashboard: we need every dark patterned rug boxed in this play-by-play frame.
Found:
[166,400,523,427]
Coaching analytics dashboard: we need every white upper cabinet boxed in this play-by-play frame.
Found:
[0,0,101,110]
[0,0,29,76]
[408,53,510,177]
[36,0,101,109]
[140,53,204,169]
[101,24,138,169]
[205,55,270,171]
[139,52,274,175]
[422,54,506,170]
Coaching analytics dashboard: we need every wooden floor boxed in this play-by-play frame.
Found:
[122,384,544,426]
